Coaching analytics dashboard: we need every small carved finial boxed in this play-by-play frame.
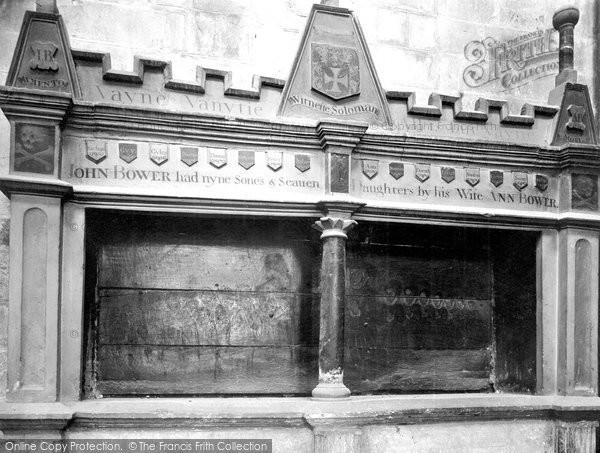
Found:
[36,0,58,14]
[553,6,579,85]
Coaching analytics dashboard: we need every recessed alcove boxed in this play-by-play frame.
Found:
[83,211,537,397]
[344,223,537,394]
[83,211,321,397]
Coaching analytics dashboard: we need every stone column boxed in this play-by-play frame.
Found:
[312,216,356,398]
[537,228,599,396]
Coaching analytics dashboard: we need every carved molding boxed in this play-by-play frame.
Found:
[312,216,357,239]
[0,86,72,122]
[0,176,73,199]
[316,120,368,154]
[59,100,600,170]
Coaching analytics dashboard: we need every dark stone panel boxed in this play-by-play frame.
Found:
[330,153,349,193]
[490,230,537,393]
[345,295,491,350]
[344,223,493,393]
[344,348,491,393]
[571,173,598,211]
[98,289,319,347]
[97,345,318,395]
[95,214,319,293]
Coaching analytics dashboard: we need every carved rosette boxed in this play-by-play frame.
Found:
[312,216,357,240]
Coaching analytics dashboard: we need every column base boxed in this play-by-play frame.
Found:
[312,382,351,399]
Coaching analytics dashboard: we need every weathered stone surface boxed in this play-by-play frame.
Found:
[438,0,497,23]
[362,420,554,452]
[407,14,436,50]
[376,8,408,47]
[192,11,247,59]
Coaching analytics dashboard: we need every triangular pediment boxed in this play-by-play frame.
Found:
[278,4,391,125]
[550,82,597,146]
[6,11,80,97]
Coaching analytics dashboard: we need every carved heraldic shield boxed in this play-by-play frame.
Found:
[490,170,504,188]
[209,148,227,168]
[513,172,528,191]
[180,147,198,167]
[441,167,455,183]
[86,140,107,164]
[119,143,137,163]
[294,154,310,173]
[465,168,480,187]
[414,164,430,183]
[389,162,404,180]
[311,44,360,100]
[149,143,169,166]
[362,159,378,179]
[238,150,255,170]
[266,151,283,171]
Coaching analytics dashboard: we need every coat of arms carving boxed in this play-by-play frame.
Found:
[441,167,455,184]
[149,143,169,166]
[311,43,360,101]
[490,170,504,188]
[295,154,310,172]
[465,168,480,187]
[208,148,227,168]
[414,164,430,183]
[119,143,137,164]
[86,140,107,164]
[266,151,283,171]
[389,162,404,180]
[362,159,378,179]
[180,147,198,167]
[513,172,528,191]
[238,150,255,170]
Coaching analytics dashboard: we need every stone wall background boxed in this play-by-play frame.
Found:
[0,0,596,399]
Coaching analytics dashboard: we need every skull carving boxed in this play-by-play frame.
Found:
[18,125,51,153]
[14,124,54,174]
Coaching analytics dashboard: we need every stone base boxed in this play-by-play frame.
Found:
[311,382,351,399]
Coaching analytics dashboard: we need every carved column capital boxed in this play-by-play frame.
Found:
[312,216,357,240]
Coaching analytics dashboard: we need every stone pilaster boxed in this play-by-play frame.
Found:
[555,421,598,453]
[316,120,367,195]
[537,228,599,396]
[536,229,559,395]
[313,426,363,453]
[312,216,356,398]
[1,178,72,402]
[59,202,86,400]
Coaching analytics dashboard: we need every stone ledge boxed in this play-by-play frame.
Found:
[2,395,600,431]
[0,176,73,199]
